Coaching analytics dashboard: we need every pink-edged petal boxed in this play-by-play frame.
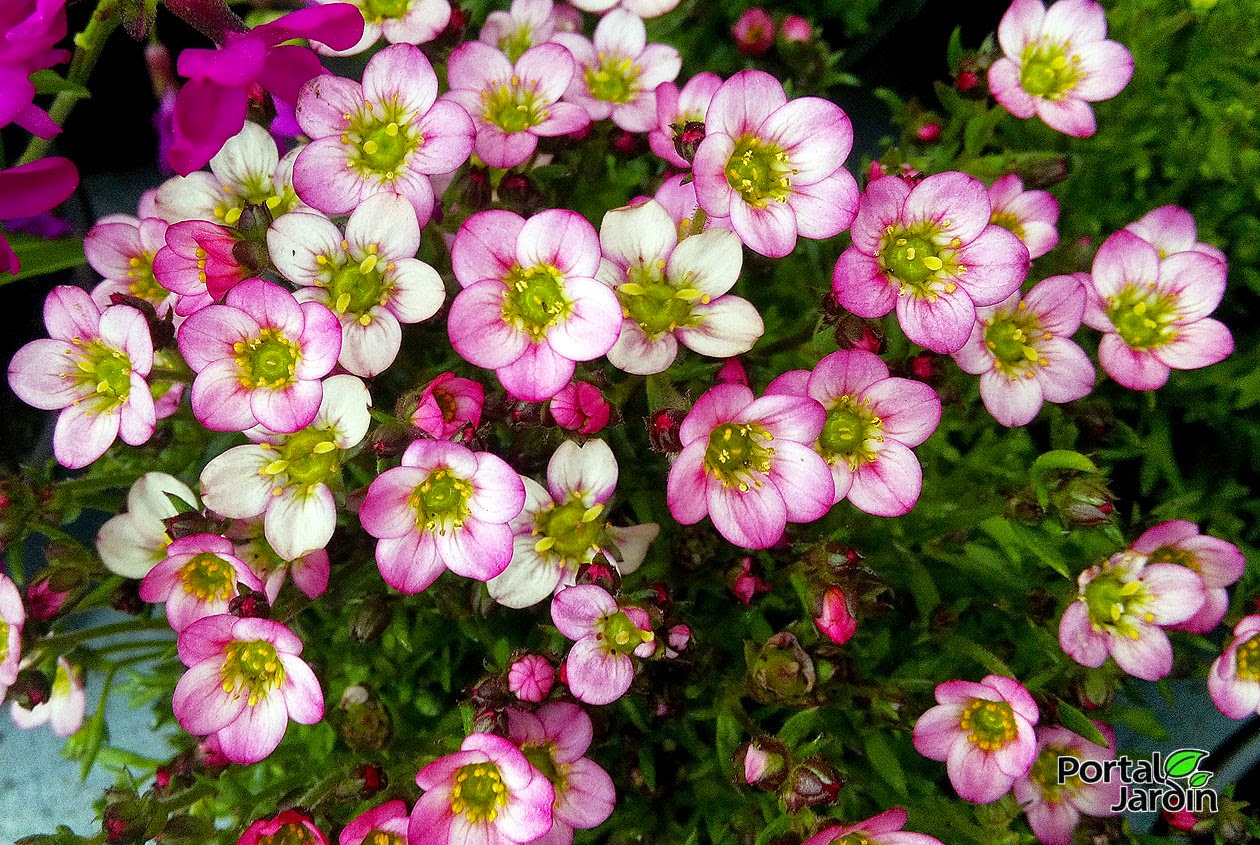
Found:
[706,477,787,549]
[678,383,754,445]
[533,101,591,137]
[1210,654,1260,719]
[119,374,158,446]
[896,289,977,354]
[1036,97,1097,138]
[988,58,1037,119]
[293,138,363,215]
[8,340,79,410]
[905,172,992,245]
[201,445,274,518]
[760,98,853,184]
[1041,0,1106,44]
[190,359,258,430]
[739,393,825,444]
[832,248,896,318]
[1108,624,1172,681]
[1161,250,1226,321]
[364,44,438,117]
[1091,230,1158,297]
[172,658,245,735]
[863,377,941,445]
[1058,601,1108,667]
[808,349,891,401]
[766,441,834,523]
[997,0,1046,57]
[410,101,476,174]
[788,169,860,240]
[691,133,736,218]
[516,43,574,102]
[947,740,1016,803]
[452,210,524,286]
[956,227,1030,307]
[545,278,621,361]
[555,757,615,828]
[551,585,618,639]
[361,466,426,539]
[849,177,912,253]
[666,440,709,525]
[1024,274,1086,334]
[177,304,258,370]
[847,440,923,517]
[518,210,600,278]
[1034,337,1095,403]
[43,285,102,342]
[547,439,617,503]
[1153,318,1233,371]
[1141,563,1205,625]
[278,653,323,724]
[496,341,575,402]
[981,369,1044,427]
[566,637,633,705]
[265,484,336,560]
[438,519,514,580]
[1131,519,1200,553]
[469,455,526,523]
[1073,40,1134,101]
[706,70,786,138]
[1182,536,1246,587]
[678,296,764,359]
[376,531,446,594]
[448,281,529,368]
[912,703,964,761]
[1098,333,1169,390]
[53,401,120,469]
[250,380,322,433]
[729,198,797,259]
[476,124,539,169]
[216,694,289,764]
[608,322,678,375]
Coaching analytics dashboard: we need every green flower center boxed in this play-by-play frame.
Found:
[522,744,566,790]
[990,210,1027,243]
[617,261,708,337]
[364,832,405,845]
[1030,745,1078,802]
[126,252,172,304]
[481,82,550,134]
[221,639,285,707]
[829,835,872,845]
[502,263,571,340]
[260,427,342,487]
[345,102,423,182]
[1106,284,1179,350]
[725,135,793,208]
[704,422,775,491]
[817,396,883,469]
[877,224,963,300]
[499,26,534,65]
[70,338,133,412]
[234,328,301,390]
[361,0,410,23]
[983,302,1050,377]
[180,552,238,602]
[324,248,393,320]
[213,175,296,227]
[1147,544,1197,571]
[0,620,10,664]
[1082,558,1152,633]
[256,823,317,845]
[584,55,640,104]
[408,468,474,533]
[599,609,654,655]
[1020,41,1082,100]
[533,494,606,564]
[450,763,510,824]
[1237,637,1260,682]
[959,697,1018,751]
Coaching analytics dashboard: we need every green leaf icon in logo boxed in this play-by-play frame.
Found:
[1165,749,1209,778]
[1188,772,1213,789]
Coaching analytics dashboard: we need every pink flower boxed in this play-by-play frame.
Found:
[1124,205,1226,264]
[550,382,612,434]
[987,173,1060,259]
[988,0,1134,137]
[801,808,943,845]
[361,439,526,594]
[10,655,85,737]
[667,382,833,548]
[445,41,590,170]
[312,0,449,57]
[1129,521,1243,634]
[649,72,721,168]
[140,533,266,631]
[447,209,621,401]
[0,573,26,701]
[767,349,941,517]
[85,214,175,315]
[480,0,562,64]
[694,70,859,258]
[780,15,812,44]
[1,158,78,274]
[0,0,70,139]
[1209,615,1260,719]
[169,4,366,175]
[177,278,342,433]
[951,274,1094,427]
[268,192,445,377]
[912,674,1040,803]
[597,199,763,375]
[833,172,1030,353]
[340,800,408,845]
[293,43,475,225]
[551,584,654,705]
[1058,549,1205,680]
[1013,724,1122,845]
[172,614,323,764]
[508,655,555,702]
[229,518,331,603]
[815,587,857,645]
[506,701,616,841]
[410,372,485,439]
[153,219,249,314]
[8,286,155,469]
[1082,228,1233,390]
[729,556,770,606]
[200,375,371,560]
[412,733,555,845]
[239,809,329,845]
[553,10,681,133]
[96,472,198,579]
[732,9,774,54]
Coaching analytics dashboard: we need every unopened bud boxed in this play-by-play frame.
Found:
[337,685,392,753]
[916,122,942,143]
[734,737,789,790]
[671,120,706,164]
[228,584,270,619]
[814,587,857,645]
[9,667,52,709]
[507,654,555,703]
[348,599,392,644]
[646,408,686,454]
[780,756,842,813]
[732,8,775,54]
[747,632,814,704]
[779,14,811,43]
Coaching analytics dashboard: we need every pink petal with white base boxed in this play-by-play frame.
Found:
[190,360,256,430]
[848,440,923,517]
[278,653,323,724]
[566,637,633,706]
[729,197,797,258]
[545,278,621,361]
[905,172,992,245]
[250,379,322,433]
[548,439,618,503]
[448,281,530,368]
[758,98,852,184]
[766,441,834,523]
[172,658,245,735]
[981,370,1044,427]
[896,288,976,353]
[706,70,787,138]
[1161,251,1227,322]
[1099,334,1169,390]
[377,532,446,593]
[678,383,754,445]
[518,210,600,278]
[864,378,941,445]
[216,693,289,764]
[1058,601,1108,667]
[409,101,475,174]
[437,520,514,580]
[678,297,764,359]
[551,585,618,639]
[707,477,787,549]
[789,170,860,240]
[947,739,1016,803]
[666,441,709,525]
[832,248,896,318]
[1034,337,1095,403]
[497,341,575,401]
[1108,624,1173,681]
[452,210,525,286]
[912,703,964,760]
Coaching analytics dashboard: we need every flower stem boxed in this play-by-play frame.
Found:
[34,617,173,652]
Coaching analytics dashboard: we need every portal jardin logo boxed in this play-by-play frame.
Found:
[1058,749,1219,814]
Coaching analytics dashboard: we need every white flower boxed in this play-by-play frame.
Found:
[96,472,198,579]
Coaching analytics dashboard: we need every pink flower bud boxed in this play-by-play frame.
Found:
[916,123,942,143]
[508,654,555,703]
[780,14,811,43]
[715,357,749,386]
[668,624,691,653]
[956,69,979,92]
[732,8,774,54]
[814,587,857,644]
[737,738,788,789]
[550,382,612,434]
[1164,808,1198,832]
[728,556,771,606]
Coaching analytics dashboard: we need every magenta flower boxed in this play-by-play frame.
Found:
[293,43,475,225]
[987,173,1059,260]
[0,157,79,275]
[10,656,85,737]
[1209,615,1260,719]
[239,810,328,845]
[0,573,25,702]
[312,0,449,56]
[168,4,365,175]
[1082,228,1233,390]
[912,674,1039,804]
[176,278,341,433]
[553,10,681,133]
[409,372,485,440]
[411,733,554,845]
[361,439,526,594]
[1014,724,1122,845]
[833,172,1030,353]
[268,192,445,377]
[551,584,654,705]
[951,274,1094,427]
[732,9,774,55]
[767,349,940,517]
[96,473,198,579]
[200,375,371,561]
[693,70,859,258]
[1130,520,1244,634]
[340,800,408,845]
[801,808,943,845]
[649,72,722,168]
[988,0,1133,137]
[153,220,249,314]
[172,615,323,764]
[0,0,70,138]
[85,214,175,315]
[550,382,612,435]
[780,15,812,43]
[1058,549,1205,680]
[506,701,617,841]
[8,286,155,469]
[445,41,590,170]
[447,209,621,401]
[140,533,266,632]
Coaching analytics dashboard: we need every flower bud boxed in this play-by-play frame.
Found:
[102,786,152,845]
[646,408,686,453]
[550,382,612,434]
[955,69,980,92]
[507,654,555,703]
[1052,473,1115,528]
[916,123,942,143]
[734,737,789,790]
[337,685,393,753]
[24,577,69,622]
[732,8,774,54]
[576,559,622,594]
[1163,808,1199,833]
[228,584,270,619]
[352,762,388,799]
[8,667,52,710]
[727,556,771,606]
[814,587,857,645]
[780,756,842,813]
[347,598,392,644]
[747,632,815,704]
[780,15,811,43]
[671,120,706,165]
[715,357,749,387]
[612,131,643,156]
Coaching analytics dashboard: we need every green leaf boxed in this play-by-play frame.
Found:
[754,814,794,845]
[862,731,909,798]
[2,235,87,285]
[1056,700,1109,749]
[946,26,964,73]
[941,635,1015,678]
[29,70,90,98]
[1031,450,1100,507]
[715,707,740,764]
[778,709,820,747]
[1188,771,1212,788]
[1164,748,1209,778]
[163,492,198,515]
